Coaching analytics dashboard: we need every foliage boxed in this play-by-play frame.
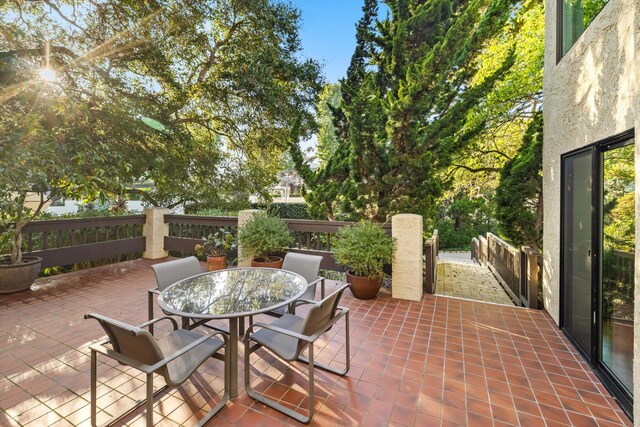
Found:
[237,213,293,260]
[332,222,395,280]
[195,228,236,258]
[494,112,543,249]
[435,197,496,250]
[189,207,240,217]
[264,203,310,220]
[315,83,342,165]
[0,89,129,263]
[602,143,635,253]
[290,0,520,223]
[444,0,544,246]
[0,0,323,212]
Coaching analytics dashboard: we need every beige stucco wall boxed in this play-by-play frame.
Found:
[543,0,638,418]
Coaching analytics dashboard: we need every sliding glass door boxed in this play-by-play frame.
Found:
[561,131,635,416]
[562,148,594,358]
[600,141,635,393]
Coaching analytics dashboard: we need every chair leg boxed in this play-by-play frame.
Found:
[148,292,154,336]
[146,373,154,427]
[244,339,314,423]
[297,311,350,376]
[91,350,97,427]
[198,346,230,427]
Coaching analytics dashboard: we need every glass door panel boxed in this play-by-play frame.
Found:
[600,141,635,392]
[562,149,594,356]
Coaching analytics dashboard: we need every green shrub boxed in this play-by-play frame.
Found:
[238,213,293,260]
[333,222,396,279]
[266,203,310,219]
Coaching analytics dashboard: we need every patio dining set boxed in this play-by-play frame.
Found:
[84,253,351,426]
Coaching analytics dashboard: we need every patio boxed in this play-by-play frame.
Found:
[0,259,631,426]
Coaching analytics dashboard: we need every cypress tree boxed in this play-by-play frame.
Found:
[290,0,518,222]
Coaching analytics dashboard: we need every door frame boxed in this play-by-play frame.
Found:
[559,128,635,418]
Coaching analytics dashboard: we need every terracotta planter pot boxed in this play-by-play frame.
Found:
[251,256,284,269]
[0,256,42,294]
[346,270,382,300]
[207,256,227,271]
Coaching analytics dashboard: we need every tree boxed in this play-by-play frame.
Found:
[0,0,322,209]
[446,0,544,201]
[494,111,543,249]
[315,83,341,165]
[290,0,518,223]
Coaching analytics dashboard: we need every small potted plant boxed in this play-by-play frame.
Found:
[333,221,396,299]
[238,213,293,268]
[195,228,237,271]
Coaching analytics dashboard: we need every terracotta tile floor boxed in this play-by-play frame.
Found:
[0,259,632,426]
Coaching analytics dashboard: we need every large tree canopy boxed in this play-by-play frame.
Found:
[290,0,520,223]
[0,0,323,208]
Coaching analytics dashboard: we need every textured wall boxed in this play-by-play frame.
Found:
[543,0,638,417]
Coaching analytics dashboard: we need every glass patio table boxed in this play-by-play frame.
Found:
[157,267,307,398]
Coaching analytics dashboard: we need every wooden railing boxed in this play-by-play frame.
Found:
[163,215,392,272]
[286,219,391,271]
[15,212,398,277]
[22,216,146,269]
[424,230,439,293]
[164,214,238,253]
[472,232,542,308]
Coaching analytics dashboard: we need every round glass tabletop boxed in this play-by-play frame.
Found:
[158,268,307,319]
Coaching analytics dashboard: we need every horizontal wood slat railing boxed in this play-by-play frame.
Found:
[471,232,542,308]
[11,212,396,276]
[424,230,439,293]
[164,215,238,255]
[21,216,146,269]
[163,215,391,272]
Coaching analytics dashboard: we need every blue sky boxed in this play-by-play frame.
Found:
[291,0,365,83]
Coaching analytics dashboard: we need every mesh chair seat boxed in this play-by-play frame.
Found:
[249,314,305,361]
[156,328,224,386]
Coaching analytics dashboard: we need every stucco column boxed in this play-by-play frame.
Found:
[237,209,263,267]
[392,214,423,301]
[142,207,169,259]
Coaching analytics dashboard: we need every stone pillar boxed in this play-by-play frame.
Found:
[237,209,263,267]
[392,214,423,301]
[143,207,170,259]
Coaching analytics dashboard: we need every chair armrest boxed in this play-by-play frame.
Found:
[244,321,314,343]
[307,277,325,298]
[307,277,324,287]
[149,330,228,371]
[137,316,178,331]
[289,298,316,310]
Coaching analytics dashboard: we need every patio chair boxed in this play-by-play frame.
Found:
[264,252,325,319]
[85,313,229,427]
[243,283,350,423]
[149,256,202,334]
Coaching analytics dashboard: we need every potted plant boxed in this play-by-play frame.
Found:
[238,213,293,268]
[333,221,396,300]
[195,228,237,271]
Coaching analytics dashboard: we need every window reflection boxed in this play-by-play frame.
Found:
[561,0,609,57]
[600,142,635,392]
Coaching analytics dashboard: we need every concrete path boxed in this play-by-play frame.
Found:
[436,251,516,306]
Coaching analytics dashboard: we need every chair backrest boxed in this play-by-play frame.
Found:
[282,253,322,284]
[85,313,168,377]
[296,284,349,355]
[151,256,202,291]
